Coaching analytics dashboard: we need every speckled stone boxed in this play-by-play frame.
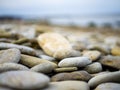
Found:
[0,48,21,64]
[83,50,101,61]
[0,71,50,89]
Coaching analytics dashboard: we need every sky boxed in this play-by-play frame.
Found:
[0,0,120,17]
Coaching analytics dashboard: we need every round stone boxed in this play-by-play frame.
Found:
[31,63,55,74]
[83,50,101,61]
[0,63,29,73]
[84,62,102,74]
[99,55,120,69]
[42,81,90,90]
[95,83,120,90]
[111,46,120,56]
[0,48,21,64]
[88,71,120,88]
[37,33,73,59]
[0,71,50,89]
[58,57,92,67]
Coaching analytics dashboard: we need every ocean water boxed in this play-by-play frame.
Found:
[49,16,120,28]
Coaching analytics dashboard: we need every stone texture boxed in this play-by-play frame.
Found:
[20,54,57,68]
[58,57,92,67]
[0,48,21,64]
[88,71,120,88]
[37,33,73,59]
[51,71,92,82]
[31,63,55,74]
[99,55,120,69]
[84,62,102,74]
[94,83,120,90]
[111,46,120,56]
[0,63,29,73]
[83,50,101,61]
[42,81,90,90]
[54,67,78,73]
[0,71,50,89]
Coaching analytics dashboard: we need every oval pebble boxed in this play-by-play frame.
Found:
[58,57,92,67]
[0,48,21,64]
[0,71,50,89]
[42,81,90,90]
[31,63,55,74]
[0,63,29,73]
[88,71,120,88]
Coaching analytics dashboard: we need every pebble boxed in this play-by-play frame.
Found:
[94,83,120,90]
[20,54,57,68]
[54,67,78,73]
[51,71,92,82]
[84,62,102,74]
[0,48,21,64]
[88,71,120,88]
[0,71,50,89]
[87,44,110,54]
[0,43,36,56]
[42,81,90,90]
[58,57,92,67]
[37,33,73,59]
[99,55,120,69]
[111,46,120,56]
[83,50,101,61]
[39,55,56,61]
[31,63,55,74]
[0,63,29,73]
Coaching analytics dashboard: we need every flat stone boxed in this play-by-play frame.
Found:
[51,71,92,82]
[20,54,57,68]
[58,57,92,67]
[83,50,101,61]
[84,62,102,74]
[37,33,73,59]
[0,71,50,89]
[0,63,29,73]
[0,43,36,56]
[39,55,56,61]
[42,81,90,90]
[111,46,120,56]
[88,71,120,88]
[0,48,21,64]
[99,55,120,69]
[31,63,55,74]
[54,67,78,73]
[95,83,120,90]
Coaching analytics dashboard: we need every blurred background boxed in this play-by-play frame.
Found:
[0,0,120,29]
